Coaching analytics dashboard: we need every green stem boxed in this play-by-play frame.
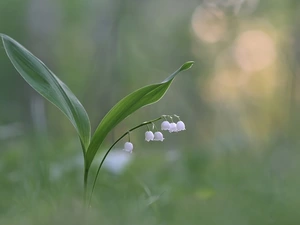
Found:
[80,139,88,206]
[88,116,162,206]
[84,167,88,204]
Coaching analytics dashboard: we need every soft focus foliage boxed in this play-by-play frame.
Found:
[1,0,300,224]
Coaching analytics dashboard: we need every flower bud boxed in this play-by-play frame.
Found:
[123,142,133,153]
[145,131,154,142]
[169,122,177,133]
[176,121,186,131]
[153,131,164,141]
[161,121,171,131]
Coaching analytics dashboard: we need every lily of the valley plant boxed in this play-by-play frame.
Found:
[0,33,193,206]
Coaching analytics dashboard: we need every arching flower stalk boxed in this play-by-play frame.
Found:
[90,114,186,204]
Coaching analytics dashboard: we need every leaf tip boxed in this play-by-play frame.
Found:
[0,34,10,47]
[0,33,4,44]
[0,33,7,40]
[179,61,194,72]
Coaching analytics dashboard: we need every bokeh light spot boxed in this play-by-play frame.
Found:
[234,30,276,72]
[191,6,227,43]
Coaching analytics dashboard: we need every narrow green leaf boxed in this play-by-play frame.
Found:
[0,34,91,149]
[86,61,194,170]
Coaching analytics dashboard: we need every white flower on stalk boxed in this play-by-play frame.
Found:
[123,142,133,153]
[145,131,154,142]
[153,131,164,141]
[176,121,186,131]
[161,121,171,131]
[169,122,177,133]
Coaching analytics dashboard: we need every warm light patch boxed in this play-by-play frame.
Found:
[204,45,279,104]
[234,30,276,72]
[208,68,249,103]
[191,6,227,43]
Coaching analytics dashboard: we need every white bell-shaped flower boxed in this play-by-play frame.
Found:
[123,142,133,153]
[153,131,164,141]
[145,131,154,142]
[161,121,171,131]
[176,121,186,131]
[169,122,177,133]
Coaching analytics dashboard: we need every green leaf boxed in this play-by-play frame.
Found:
[0,34,91,149]
[85,61,194,170]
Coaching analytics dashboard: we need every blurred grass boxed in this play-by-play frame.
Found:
[1,135,300,224]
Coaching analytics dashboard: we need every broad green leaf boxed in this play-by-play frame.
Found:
[86,61,193,170]
[0,34,91,149]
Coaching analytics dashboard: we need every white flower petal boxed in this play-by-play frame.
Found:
[169,122,177,133]
[153,131,164,141]
[123,142,133,152]
[145,131,154,142]
[161,121,171,130]
[176,121,186,131]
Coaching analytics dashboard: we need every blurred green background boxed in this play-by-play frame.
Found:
[1,0,300,224]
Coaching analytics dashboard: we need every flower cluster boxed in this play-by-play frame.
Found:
[161,120,186,132]
[145,131,164,142]
[123,115,185,153]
